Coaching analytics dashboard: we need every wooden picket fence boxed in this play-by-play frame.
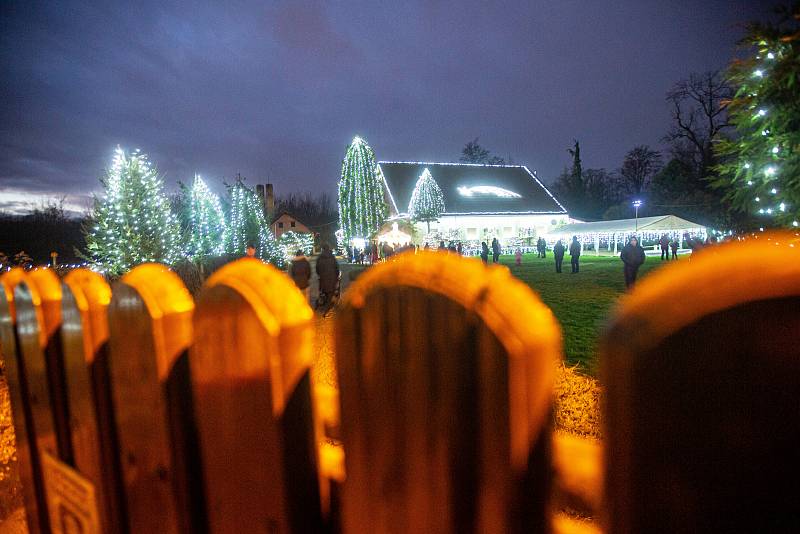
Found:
[0,235,798,534]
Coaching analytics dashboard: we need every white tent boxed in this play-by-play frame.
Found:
[545,214,707,254]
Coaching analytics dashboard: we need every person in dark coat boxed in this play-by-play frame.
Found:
[289,250,312,299]
[480,241,489,264]
[491,238,501,263]
[537,237,546,258]
[316,243,339,298]
[569,236,581,273]
[659,234,670,260]
[620,235,646,288]
[670,238,679,260]
[553,239,565,273]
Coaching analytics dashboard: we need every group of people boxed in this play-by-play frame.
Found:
[478,238,502,264]
[658,234,681,260]
[244,242,341,309]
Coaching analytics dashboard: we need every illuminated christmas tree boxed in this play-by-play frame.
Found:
[225,179,284,266]
[715,6,800,228]
[408,167,445,232]
[187,175,226,258]
[84,147,182,275]
[338,136,388,244]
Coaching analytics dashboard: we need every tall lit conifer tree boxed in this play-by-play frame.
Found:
[84,147,182,275]
[408,168,446,232]
[338,136,388,243]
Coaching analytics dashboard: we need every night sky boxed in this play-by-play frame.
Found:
[1,0,773,214]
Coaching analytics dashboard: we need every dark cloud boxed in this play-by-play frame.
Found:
[0,0,773,211]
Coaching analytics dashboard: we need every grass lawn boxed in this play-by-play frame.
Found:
[501,252,675,374]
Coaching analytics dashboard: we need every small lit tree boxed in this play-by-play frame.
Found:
[186,175,226,259]
[338,136,388,244]
[84,147,182,275]
[225,179,284,266]
[715,6,800,228]
[408,168,446,232]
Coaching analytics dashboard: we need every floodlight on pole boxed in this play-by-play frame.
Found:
[633,200,643,232]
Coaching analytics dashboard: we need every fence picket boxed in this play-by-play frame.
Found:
[0,268,50,534]
[190,258,326,533]
[600,235,800,533]
[335,252,560,533]
[107,263,204,534]
[61,269,122,533]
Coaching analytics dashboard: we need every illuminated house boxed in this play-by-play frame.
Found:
[377,161,570,243]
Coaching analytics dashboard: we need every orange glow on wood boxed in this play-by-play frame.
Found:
[27,268,63,345]
[120,263,194,380]
[613,231,800,345]
[0,267,30,323]
[63,269,112,362]
[203,258,314,416]
[343,250,562,469]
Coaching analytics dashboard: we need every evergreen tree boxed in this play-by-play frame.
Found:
[715,5,800,228]
[187,175,226,259]
[225,179,284,266]
[84,147,182,275]
[408,168,446,232]
[338,136,388,243]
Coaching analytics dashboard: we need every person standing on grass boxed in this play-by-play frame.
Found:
[515,247,522,266]
[620,235,646,288]
[491,237,501,263]
[670,237,679,260]
[290,250,311,300]
[659,234,671,260]
[480,241,489,264]
[569,236,581,273]
[553,239,565,273]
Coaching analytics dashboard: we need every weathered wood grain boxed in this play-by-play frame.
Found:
[107,263,204,534]
[191,258,325,534]
[335,251,561,534]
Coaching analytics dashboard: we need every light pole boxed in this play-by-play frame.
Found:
[632,200,643,232]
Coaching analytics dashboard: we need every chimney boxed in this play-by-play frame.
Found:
[265,183,275,218]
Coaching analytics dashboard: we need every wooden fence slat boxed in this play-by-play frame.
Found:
[14,269,71,465]
[61,268,121,533]
[191,257,325,534]
[0,268,50,534]
[600,233,800,533]
[107,263,205,534]
[335,252,561,534]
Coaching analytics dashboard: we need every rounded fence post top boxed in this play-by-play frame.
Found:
[203,257,313,336]
[119,263,194,319]
[606,230,800,348]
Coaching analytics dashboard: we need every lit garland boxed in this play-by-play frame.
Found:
[84,147,182,275]
[187,175,227,259]
[225,179,285,267]
[716,11,800,228]
[338,136,388,244]
[408,168,445,232]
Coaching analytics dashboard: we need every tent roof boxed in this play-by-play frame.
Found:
[548,215,706,235]
[377,161,567,216]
